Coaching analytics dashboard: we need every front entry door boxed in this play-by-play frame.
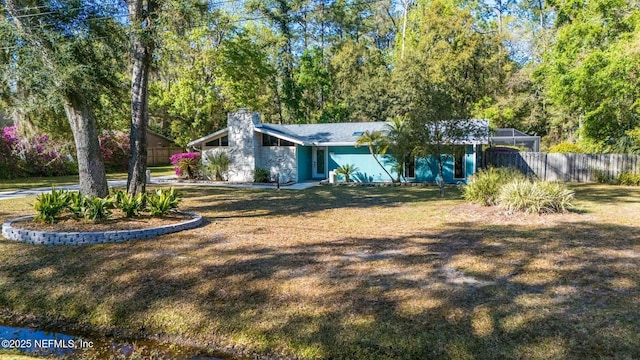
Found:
[312,147,326,178]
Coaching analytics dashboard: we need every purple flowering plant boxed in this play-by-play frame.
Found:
[1,126,76,178]
[100,131,130,172]
[170,152,201,179]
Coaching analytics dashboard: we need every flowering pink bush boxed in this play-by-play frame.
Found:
[3,126,18,143]
[0,126,20,178]
[100,131,130,172]
[0,126,75,178]
[170,152,201,179]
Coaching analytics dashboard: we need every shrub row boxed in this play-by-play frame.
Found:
[1,126,75,179]
[463,167,575,214]
[1,126,130,179]
[462,167,525,206]
[34,187,182,224]
[592,169,640,186]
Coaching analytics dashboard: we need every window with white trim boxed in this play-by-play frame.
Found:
[262,134,294,147]
[404,159,416,178]
[454,146,465,179]
[205,135,228,147]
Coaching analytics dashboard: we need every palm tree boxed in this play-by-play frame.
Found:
[355,130,396,182]
[384,116,414,183]
[335,164,359,183]
[205,151,231,181]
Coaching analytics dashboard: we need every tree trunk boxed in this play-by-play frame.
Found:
[126,0,156,196]
[6,1,108,198]
[436,143,445,197]
[63,93,109,198]
[369,144,396,182]
[127,43,150,196]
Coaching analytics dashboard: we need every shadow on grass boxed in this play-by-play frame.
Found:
[0,217,638,359]
[178,185,458,219]
[570,183,640,204]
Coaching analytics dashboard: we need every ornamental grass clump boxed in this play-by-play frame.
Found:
[498,179,574,214]
[462,167,525,206]
[617,171,640,186]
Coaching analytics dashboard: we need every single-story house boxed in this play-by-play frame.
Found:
[187,109,489,184]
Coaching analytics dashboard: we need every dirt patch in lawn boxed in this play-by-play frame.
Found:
[10,212,193,232]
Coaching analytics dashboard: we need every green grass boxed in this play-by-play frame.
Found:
[0,184,639,359]
[0,166,175,192]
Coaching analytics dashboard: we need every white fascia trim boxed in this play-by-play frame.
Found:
[187,128,229,147]
[253,127,305,145]
[314,142,357,147]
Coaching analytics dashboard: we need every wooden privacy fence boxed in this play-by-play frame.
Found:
[147,147,183,166]
[484,152,640,182]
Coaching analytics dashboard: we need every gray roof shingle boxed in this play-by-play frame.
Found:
[188,118,489,147]
[258,122,388,145]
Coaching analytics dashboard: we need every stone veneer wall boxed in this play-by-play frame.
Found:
[226,110,261,182]
[257,146,298,183]
[202,147,230,179]
[1,212,202,245]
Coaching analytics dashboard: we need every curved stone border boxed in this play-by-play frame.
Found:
[1,211,203,245]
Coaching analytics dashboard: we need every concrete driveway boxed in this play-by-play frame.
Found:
[0,177,318,201]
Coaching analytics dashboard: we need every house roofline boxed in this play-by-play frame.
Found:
[253,127,305,145]
[147,129,176,144]
[311,140,489,147]
[314,142,359,147]
[187,128,229,147]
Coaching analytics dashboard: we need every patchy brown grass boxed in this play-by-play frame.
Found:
[0,184,639,359]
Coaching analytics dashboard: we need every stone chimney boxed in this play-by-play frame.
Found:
[227,109,261,182]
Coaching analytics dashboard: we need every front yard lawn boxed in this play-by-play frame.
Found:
[0,184,639,359]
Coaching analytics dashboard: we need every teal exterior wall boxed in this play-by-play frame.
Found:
[466,145,476,182]
[297,145,312,181]
[414,145,475,183]
[328,146,398,182]
[302,144,478,183]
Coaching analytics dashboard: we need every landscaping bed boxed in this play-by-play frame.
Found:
[10,212,192,232]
